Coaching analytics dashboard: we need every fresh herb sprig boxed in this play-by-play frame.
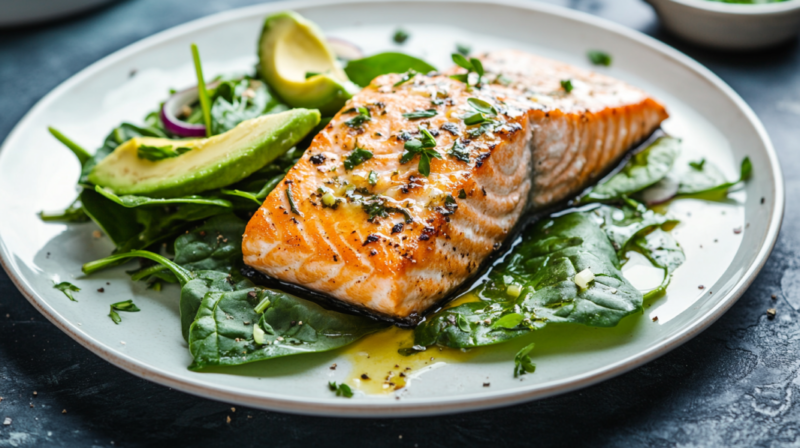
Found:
[463,97,497,125]
[137,144,192,161]
[344,147,374,170]
[402,109,437,119]
[450,54,485,85]
[345,106,371,128]
[514,343,536,377]
[53,281,80,302]
[328,381,354,398]
[401,127,442,176]
[109,300,141,324]
[560,79,574,93]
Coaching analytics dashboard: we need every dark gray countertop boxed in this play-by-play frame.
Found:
[1,0,799,446]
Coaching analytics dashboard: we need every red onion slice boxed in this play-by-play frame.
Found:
[328,37,364,61]
[160,82,219,138]
[638,175,679,205]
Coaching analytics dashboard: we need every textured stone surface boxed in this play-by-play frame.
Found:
[1,0,798,446]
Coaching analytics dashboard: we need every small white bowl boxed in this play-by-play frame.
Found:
[644,0,800,50]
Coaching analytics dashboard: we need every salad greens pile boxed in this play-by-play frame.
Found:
[42,11,752,386]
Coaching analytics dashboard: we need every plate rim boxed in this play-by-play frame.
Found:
[0,0,785,417]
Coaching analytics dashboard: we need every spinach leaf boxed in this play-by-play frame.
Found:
[173,214,246,273]
[414,212,642,349]
[82,187,230,253]
[587,203,678,256]
[579,137,680,204]
[180,271,251,341]
[344,52,437,87]
[188,288,387,369]
[676,156,752,197]
[48,127,91,166]
[95,186,232,209]
[630,229,685,300]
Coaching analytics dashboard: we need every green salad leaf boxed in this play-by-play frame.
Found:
[173,214,246,273]
[676,156,752,197]
[587,203,678,256]
[344,52,437,87]
[414,212,643,349]
[208,77,287,135]
[188,288,387,370]
[631,229,685,300]
[579,137,680,204]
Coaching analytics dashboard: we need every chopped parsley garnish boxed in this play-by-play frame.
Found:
[344,106,371,128]
[401,127,442,177]
[513,342,536,378]
[108,299,140,325]
[456,43,471,56]
[358,195,411,223]
[560,79,573,93]
[689,159,706,170]
[368,170,378,186]
[328,381,354,398]
[53,281,80,302]
[344,147,373,170]
[458,189,467,199]
[393,70,417,86]
[286,187,303,216]
[393,29,410,44]
[450,53,485,85]
[137,144,191,161]
[448,139,470,163]
[402,109,437,119]
[587,50,612,67]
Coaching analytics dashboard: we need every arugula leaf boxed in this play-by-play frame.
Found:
[402,109,437,119]
[344,147,373,170]
[580,137,681,204]
[587,50,612,66]
[414,212,642,349]
[514,343,536,377]
[188,288,388,369]
[108,300,141,324]
[329,382,354,398]
[344,53,436,87]
[53,282,80,302]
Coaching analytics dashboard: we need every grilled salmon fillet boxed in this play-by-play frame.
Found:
[242,49,668,321]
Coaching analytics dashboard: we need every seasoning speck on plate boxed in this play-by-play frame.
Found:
[767,308,777,319]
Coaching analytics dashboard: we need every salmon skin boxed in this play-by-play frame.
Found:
[242,49,669,323]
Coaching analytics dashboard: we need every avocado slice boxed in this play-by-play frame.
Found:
[88,108,320,198]
[259,11,356,116]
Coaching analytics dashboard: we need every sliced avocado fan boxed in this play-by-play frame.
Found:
[89,108,320,198]
[259,11,356,116]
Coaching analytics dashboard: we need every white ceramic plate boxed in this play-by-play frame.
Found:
[0,0,783,417]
